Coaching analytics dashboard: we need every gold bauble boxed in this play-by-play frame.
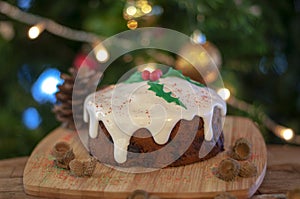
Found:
[175,41,222,84]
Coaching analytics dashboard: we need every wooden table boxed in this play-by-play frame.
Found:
[1,145,300,199]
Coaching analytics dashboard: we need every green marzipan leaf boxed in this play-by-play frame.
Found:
[147,81,187,109]
[123,71,144,83]
[162,67,205,87]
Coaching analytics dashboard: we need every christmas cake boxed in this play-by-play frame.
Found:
[83,68,227,168]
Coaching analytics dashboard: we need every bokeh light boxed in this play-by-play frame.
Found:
[191,30,206,44]
[138,63,156,72]
[40,77,60,95]
[28,24,43,39]
[141,4,152,14]
[126,6,137,16]
[127,19,138,30]
[31,68,63,104]
[22,107,42,130]
[150,5,163,16]
[217,88,231,101]
[281,128,294,141]
[0,21,15,41]
[17,0,32,10]
[94,47,109,63]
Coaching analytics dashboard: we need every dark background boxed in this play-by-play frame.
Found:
[0,0,299,159]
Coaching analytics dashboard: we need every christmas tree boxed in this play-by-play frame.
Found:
[0,0,299,159]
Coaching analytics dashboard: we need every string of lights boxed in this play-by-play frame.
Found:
[0,0,100,43]
[227,95,299,144]
[0,0,298,144]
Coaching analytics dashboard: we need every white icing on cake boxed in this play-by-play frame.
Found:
[84,76,226,163]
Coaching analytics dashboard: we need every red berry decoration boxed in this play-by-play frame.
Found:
[155,69,163,77]
[149,69,163,81]
[149,70,161,81]
[141,70,150,80]
[142,69,163,81]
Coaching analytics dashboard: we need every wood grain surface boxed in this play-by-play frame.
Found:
[21,116,267,199]
[1,146,300,198]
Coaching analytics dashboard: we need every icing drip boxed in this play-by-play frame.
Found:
[84,77,227,163]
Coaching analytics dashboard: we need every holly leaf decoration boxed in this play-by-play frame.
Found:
[162,67,205,87]
[123,71,143,83]
[123,68,204,88]
[147,81,187,109]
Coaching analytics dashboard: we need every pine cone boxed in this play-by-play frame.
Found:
[53,67,98,130]
[52,68,75,129]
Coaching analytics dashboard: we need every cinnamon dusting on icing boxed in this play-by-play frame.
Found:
[84,77,226,163]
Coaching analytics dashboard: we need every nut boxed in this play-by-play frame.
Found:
[128,189,149,199]
[83,157,97,177]
[239,161,257,178]
[69,159,84,177]
[52,142,75,169]
[230,138,252,160]
[216,158,240,181]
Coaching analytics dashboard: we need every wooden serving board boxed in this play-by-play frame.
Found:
[23,116,267,199]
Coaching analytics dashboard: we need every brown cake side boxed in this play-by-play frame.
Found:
[88,107,224,168]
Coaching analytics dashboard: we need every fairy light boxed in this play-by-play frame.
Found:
[141,4,152,14]
[190,30,206,44]
[28,24,44,39]
[28,26,40,39]
[126,6,137,16]
[0,1,100,43]
[275,127,295,141]
[123,0,155,29]
[217,88,231,101]
[228,95,299,144]
[139,64,156,72]
[93,44,109,63]
[262,113,296,142]
[282,128,294,140]
[127,19,138,30]
[1,0,298,145]
[95,49,109,63]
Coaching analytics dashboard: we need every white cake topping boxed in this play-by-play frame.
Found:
[84,76,226,163]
